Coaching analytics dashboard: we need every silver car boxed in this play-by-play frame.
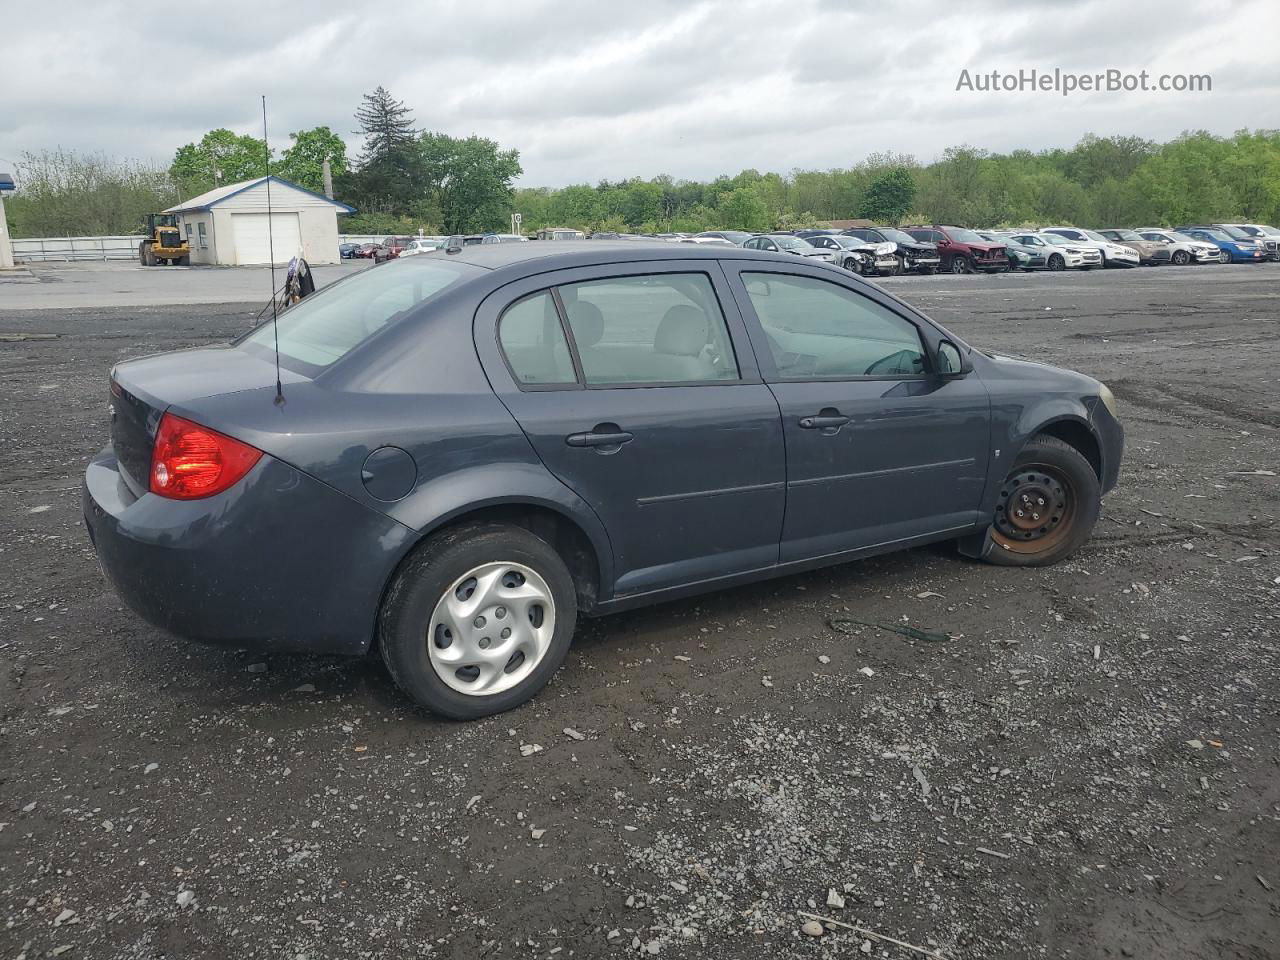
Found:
[1135,229,1221,265]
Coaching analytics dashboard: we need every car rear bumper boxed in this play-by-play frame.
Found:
[83,446,414,656]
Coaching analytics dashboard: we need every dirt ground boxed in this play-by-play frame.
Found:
[2,264,1278,960]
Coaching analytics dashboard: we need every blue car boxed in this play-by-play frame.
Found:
[1175,225,1266,264]
[84,242,1123,718]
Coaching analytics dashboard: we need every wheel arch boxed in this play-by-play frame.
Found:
[1032,416,1102,480]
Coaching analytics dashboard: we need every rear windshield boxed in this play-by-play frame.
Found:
[239,259,479,372]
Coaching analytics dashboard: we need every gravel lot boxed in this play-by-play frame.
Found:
[2,264,1278,960]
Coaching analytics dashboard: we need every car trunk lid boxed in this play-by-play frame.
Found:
[109,344,307,493]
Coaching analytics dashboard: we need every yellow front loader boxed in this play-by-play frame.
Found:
[138,214,190,266]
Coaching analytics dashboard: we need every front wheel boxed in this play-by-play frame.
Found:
[949,255,971,275]
[1047,253,1065,271]
[919,264,937,275]
[1171,250,1190,265]
[985,436,1100,567]
[379,523,578,719]
[1219,251,1230,263]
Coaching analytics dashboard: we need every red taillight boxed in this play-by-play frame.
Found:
[149,413,262,500]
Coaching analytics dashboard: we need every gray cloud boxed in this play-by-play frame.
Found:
[0,0,1274,185]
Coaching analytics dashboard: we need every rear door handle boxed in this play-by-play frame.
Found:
[566,430,634,448]
[799,414,850,430]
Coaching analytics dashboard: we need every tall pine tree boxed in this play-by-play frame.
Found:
[354,87,416,165]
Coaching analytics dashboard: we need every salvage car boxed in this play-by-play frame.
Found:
[1002,232,1102,270]
[1175,225,1266,263]
[802,233,897,275]
[84,242,1123,719]
[1041,227,1140,268]
[977,231,1045,270]
[843,227,941,274]
[742,233,835,263]
[1225,223,1280,260]
[902,225,1008,274]
[1096,229,1172,265]
[1134,228,1221,265]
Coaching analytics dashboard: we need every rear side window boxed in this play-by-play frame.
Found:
[742,272,926,379]
[498,292,576,386]
[240,259,478,372]
[559,273,739,385]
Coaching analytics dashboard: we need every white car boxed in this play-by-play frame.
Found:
[1222,223,1280,261]
[1134,228,1221,265]
[1041,227,1140,268]
[1001,232,1103,270]
[399,237,448,257]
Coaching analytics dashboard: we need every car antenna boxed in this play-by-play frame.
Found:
[261,95,284,406]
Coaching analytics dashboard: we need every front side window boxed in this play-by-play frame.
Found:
[559,273,739,385]
[498,291,576,386]
[742,272,927,379]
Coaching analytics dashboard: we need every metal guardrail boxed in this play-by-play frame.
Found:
[12,235,143,262]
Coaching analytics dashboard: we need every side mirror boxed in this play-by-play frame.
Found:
[935,340,971,378]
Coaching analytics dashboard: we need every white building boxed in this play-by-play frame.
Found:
[165,175,354,266]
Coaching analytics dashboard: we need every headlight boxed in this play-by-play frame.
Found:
[1098,383,1118,418]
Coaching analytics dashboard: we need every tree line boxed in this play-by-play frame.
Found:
[3,85,1278,239]
[514,130,1280,234]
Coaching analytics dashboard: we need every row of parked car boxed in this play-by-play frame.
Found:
[682,222,1280,276]
[340,221,1280,276]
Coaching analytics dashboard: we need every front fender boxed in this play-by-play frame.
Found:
[984,397,1101,518]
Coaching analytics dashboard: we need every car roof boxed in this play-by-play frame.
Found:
[426,239,797,271]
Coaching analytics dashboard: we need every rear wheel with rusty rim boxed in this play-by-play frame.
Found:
[986,436,1100,566]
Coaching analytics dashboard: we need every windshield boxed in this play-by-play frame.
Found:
[1198,229,1230,242]
[1110,230,1143,241]
[876,228,915,244]
[1217,225,1249,239]
[240,259,479,372]
[1165,231,1196,242]
[772,236,814,251]
[948,228,984,243]
[1082,230,1109,242]
[1042,234,1075,246]
[703,231,751,243]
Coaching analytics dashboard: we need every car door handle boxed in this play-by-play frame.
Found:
[565,430,634,448]
[799,414,850,430]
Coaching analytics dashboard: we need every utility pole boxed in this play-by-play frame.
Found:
[0,172,16,269]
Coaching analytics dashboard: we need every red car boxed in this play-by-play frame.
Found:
[375,237,415,263]
[353,243,382,260]
[903,225,1008,274]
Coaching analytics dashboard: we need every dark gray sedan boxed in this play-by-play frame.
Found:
[85,243,1123,718]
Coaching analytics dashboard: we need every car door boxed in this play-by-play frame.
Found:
[474,261,786,598]
[724,263,991,563]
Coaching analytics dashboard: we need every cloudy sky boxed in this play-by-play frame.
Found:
[2,0,1277,186]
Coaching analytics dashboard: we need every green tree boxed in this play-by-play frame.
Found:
[856,168,916,223]
[350,87,421,215]
[169,129,270,194]
[418,132,522,233]
[277,126,348,195]
[717,187,770,231]
[7,149,178,237]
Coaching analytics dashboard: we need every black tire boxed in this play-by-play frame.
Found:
[1047,253,1065,271]
[949,255,971,275]
[178,254,190,266]
[1171,250,1189,265]
[843,257,859,274]
[984,435,1101,567]
[919,264,937,275]
[378,523,578,719]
